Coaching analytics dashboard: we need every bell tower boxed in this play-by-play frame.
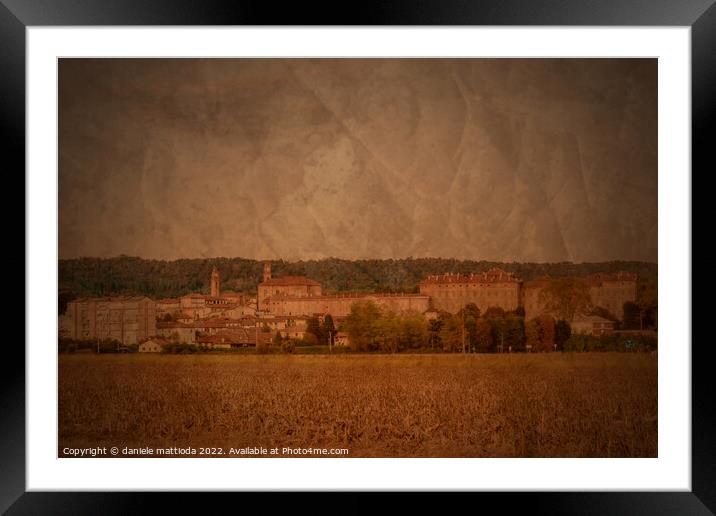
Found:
[210,266,220,297]
[263,262,272,282]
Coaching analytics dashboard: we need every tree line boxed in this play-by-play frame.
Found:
[339,298,657,354]
[58,255,657,313]
[340,301,575,353]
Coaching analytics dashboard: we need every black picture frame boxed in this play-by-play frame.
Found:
[4,0,708,513]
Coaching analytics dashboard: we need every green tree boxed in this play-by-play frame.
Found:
[427,317,444,349]
[321,314,336,345]
[400,313,429,349]
[555,319,571,351]
[473,319,494,352]
[538,277,592,321]
[484,306,506,319]
[439,314,462,352]
[525,318,541,352]
[306,317,323,342]
[636,278,657,329]
[280,338,295,354]
[535,315,555,352]
[343,301,382,351]
[301,333,319,346]
[459,304,481,352]
[505,316,526,351]
[375,311,402,353]
[622,301,641,330]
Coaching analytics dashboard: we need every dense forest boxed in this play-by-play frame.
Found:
[58,256,657,309]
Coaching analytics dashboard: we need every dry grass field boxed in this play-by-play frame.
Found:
[59,353,657,457]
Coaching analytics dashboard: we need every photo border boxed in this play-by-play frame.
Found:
[5,0,708,512]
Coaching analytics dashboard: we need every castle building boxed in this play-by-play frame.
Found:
[587,272,638,319]
[523,272,637,320]
[65,296,156,345]
[265,292,430,317]
[155,266,247,321]
[258,263,429,317]
[419,268,522,314]
[257,263,322,311]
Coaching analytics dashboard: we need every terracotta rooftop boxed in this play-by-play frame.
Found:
[572,315,615,324]
[524,272,637,288]
[197,329,273,346]
[420,268,520,285]
[265,292,428,301]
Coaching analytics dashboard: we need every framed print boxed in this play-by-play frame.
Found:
[4,0,709,512]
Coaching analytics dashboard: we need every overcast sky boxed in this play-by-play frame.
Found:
[59,58,657,263]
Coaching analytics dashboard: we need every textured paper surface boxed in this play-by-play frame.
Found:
[59,58,657,262]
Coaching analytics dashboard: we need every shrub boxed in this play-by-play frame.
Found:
[280,339,296,354]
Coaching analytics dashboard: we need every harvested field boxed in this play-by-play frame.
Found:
[59,353,657,457]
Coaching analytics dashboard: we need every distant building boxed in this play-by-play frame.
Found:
[419,268,521,314]
[155,268,250,321]
[210,266,220,297]
[65,296,156,345]
[155,298,181,319]
[58,314,72,339]
[156,320,196,343]
[423,308,441,320]
[279,324,308,340]
[524,272,637,321]
[196,329,274,348]
[258,263,322,311]
[139,338,165,353]
[588,272,638,320]
[265,292,430,318]
[570,315,615,336]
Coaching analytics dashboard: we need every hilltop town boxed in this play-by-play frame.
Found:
[58,261,654,353]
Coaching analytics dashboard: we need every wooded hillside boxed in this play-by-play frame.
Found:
[59,256,657,303]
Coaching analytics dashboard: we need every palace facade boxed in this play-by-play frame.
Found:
[419,269,522,314]
[64,296,156,345]
[523,271,638,320]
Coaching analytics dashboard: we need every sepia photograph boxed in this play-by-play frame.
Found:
[57,57,658,459]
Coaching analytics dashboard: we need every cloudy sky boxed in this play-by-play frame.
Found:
[59,58,657,262]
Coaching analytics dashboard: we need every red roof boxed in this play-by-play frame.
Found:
[265,292,428,302]
[196,329,274,346]
[420,268,520,285]
[525,272,637,288]
[193,317,232,328]
[259,276,321,287]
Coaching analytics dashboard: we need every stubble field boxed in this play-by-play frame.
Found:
[59,353,657,457]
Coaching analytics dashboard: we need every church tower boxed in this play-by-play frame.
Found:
[263,262,272,282]
[210,266,220,297]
